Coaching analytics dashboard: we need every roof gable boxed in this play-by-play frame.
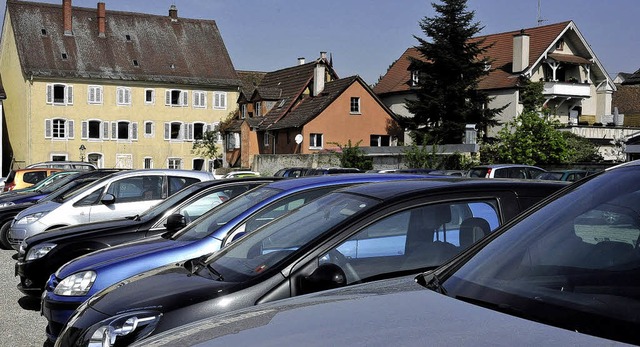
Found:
[7,1,239,87]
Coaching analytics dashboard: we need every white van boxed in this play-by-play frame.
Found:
[8,169,213,250]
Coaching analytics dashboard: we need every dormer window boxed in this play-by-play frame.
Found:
[255,101,262,117]
[61,53,68,60]
[125,34,132,41]
[240,104,247,119]
[133,60,139,67]
[555,39,564,51]
[41,29,47,36]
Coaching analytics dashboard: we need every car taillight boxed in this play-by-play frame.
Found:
[486,168,492,178]
[4,182,15,191]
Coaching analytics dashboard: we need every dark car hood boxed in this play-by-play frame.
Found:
[134,276,621,347]
[0,191,42,203]
[25,217,139,246]
[88,264,233,316]
[56,237,182,277]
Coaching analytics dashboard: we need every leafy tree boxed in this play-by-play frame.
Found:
[562,132,603,163]
[405,0,502,144]
[192,131,220,160]
[330,140,373,170]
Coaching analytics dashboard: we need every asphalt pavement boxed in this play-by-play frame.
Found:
[0,249,48,347]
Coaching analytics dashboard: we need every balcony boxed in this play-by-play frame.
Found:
[543,81,591,98]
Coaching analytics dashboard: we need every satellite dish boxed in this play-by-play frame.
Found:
[295,134,303,144]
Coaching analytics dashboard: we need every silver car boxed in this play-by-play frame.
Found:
[8,169,213,250]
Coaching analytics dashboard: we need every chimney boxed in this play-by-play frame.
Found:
[169,4,178,20]
[313,52,326,96]
[512,29,530,73]
[298,57,305,65]
[63,0,72,36]
[97,2,106,38]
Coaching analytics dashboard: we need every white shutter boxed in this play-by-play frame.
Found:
[111,121,117,139]
[117,88,124,105]
[220,92,227,109]
[165,90,171,106]
[201,92,207,108]
[181,90,188,106]
[46,84,53,104]
[125,89,131,105]
[164,123,170,140]
[88,87,96,103]
[102,121,110,139]
[67,120,75,139]
[187,123,194,141]
[45,119,52,138]
[66,85,73,105]
[179,123,185,140]
[131,122,138,141]
[96,87,103,103]
[234,133,240,149]
[81,121,88,139]
[214,93,220,108]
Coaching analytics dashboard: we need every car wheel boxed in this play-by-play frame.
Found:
[0,220,13,250]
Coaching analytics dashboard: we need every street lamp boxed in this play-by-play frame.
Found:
[79,144,86,162]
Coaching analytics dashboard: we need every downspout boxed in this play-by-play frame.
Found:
[28,74,33,163]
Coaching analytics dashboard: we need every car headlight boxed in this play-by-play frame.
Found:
[0,201,15,207]
[25,243,56,261]
[85,311,162,347]
[54,271,97,296]
[14,211,49,225]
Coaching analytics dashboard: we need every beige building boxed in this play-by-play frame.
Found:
[0,0,239,172]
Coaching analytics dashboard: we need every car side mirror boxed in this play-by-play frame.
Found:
[100,193,116,205]
[299,263,346,295]
[165,213,187,232]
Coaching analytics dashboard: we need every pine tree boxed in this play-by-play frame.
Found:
[405,0,502,144]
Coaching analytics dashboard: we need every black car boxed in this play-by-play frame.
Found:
[15,177,276,296]
[273,167,309,178]
[0,169,120,249]
[56,178,566,346]
[135,161,640,346]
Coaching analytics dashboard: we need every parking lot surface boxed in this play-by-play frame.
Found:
[0,249,48,347]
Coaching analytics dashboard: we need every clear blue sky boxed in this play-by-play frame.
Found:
[1,0,638,85]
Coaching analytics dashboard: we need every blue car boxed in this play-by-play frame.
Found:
[41,173,429,341]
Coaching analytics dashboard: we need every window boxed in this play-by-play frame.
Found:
[193,122,206,140]
[411,70,419,86]
[264,132,270,147]
[370,135,391,147]
[45,118,74,139]
[111,121,138,141]
[255,101,262,117]
[213,92,227,109]
[310,133,323,149]
[165,89,188,107]
[350,97,361,114]
[81,120,105,140]
[555,39,564,50]
[168,158,182,169]
[46,83,73,105]
[240,104,247,119]
[144,157,153,169]
[144,121,154,137]
[87,85,103,104]
[193,159,205,171]
[227,132,240,150]
[193,91,207,108]
[164,122,184,140]
[116,87,132,106]
[145,89,155,104]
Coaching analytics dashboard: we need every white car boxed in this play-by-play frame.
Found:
[8,169,213,250]
[466,164,546,179]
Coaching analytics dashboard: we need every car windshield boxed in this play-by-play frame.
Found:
[136,183,212,221]
[36,172,80,193]
[197,192,378,283]
[537,172,564,180]
[170,187,282,241]
[436,168,640,344]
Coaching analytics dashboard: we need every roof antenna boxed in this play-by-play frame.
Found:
[537,0,547,26]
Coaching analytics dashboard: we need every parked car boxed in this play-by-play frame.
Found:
[15,177,276,296]
[26,161,97,171]
[273,167,310,178]
[132,160,640,346]
[0,171,80,206]
[305,167,363,175]
[54,178,567,346]
[537,169,593,182]
[41,173,430,342]
[466,164,546,179]
[2,168,63,192]
[0,170,121,250]
[222,171,261,178]
[7,169,213,250]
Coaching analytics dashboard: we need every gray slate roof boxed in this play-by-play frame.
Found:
[7,0,240,87]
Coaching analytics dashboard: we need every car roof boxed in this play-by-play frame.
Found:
[263,173,431,190]
[471,164,543,169]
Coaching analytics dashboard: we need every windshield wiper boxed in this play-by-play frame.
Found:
[415,270,447,295]
[185,255,224,281]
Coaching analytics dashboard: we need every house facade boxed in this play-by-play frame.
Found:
[0,0,239,172]
[224,54,401,168]
[374,21,620,159]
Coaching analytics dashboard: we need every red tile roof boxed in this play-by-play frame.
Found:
[373,21,572,95]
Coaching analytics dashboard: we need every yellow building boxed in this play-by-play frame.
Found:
[0,1,239,172]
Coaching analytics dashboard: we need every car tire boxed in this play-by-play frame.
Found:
[0,220,13,250]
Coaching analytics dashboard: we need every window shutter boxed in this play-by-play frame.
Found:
[125,89,131,105]
[214,93,220,108]
[46,84,53,104]
[67,120,75,139]
[131,122,138,140]
[164,123,170,140]
[96,87,103,103]
[187,123,194,141]
[45,119,52,138]
[201,92,207,108]
[220,92,227,109]
[181,90,188,106]
[234,133,240,148]
[111,121,117,139]
[117,88,124,105]
[81,121,88,139]
[102,121,110,139]
[165,90,171,106]
[88,88,95,103]
[66,85,74,105]
[179,123,185,139]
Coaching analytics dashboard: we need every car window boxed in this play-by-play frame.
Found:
[23,171,48,184]
[177,193,228,222]
[74,187,104,206]
[493,168,510,178]
[106,176,164,202]
[324,199,500,284]
[168,176,200,196]
[527,168,545,179]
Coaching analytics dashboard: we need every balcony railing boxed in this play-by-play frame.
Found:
[543,82,591,98]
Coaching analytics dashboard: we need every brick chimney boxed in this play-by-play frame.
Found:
[512,29,530,73]
[313,52,327,96]
[63,0,72,36]
[97,2,106,38]
[169,4,178,20]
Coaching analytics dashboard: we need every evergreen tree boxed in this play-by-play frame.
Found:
[405,0,502,144]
